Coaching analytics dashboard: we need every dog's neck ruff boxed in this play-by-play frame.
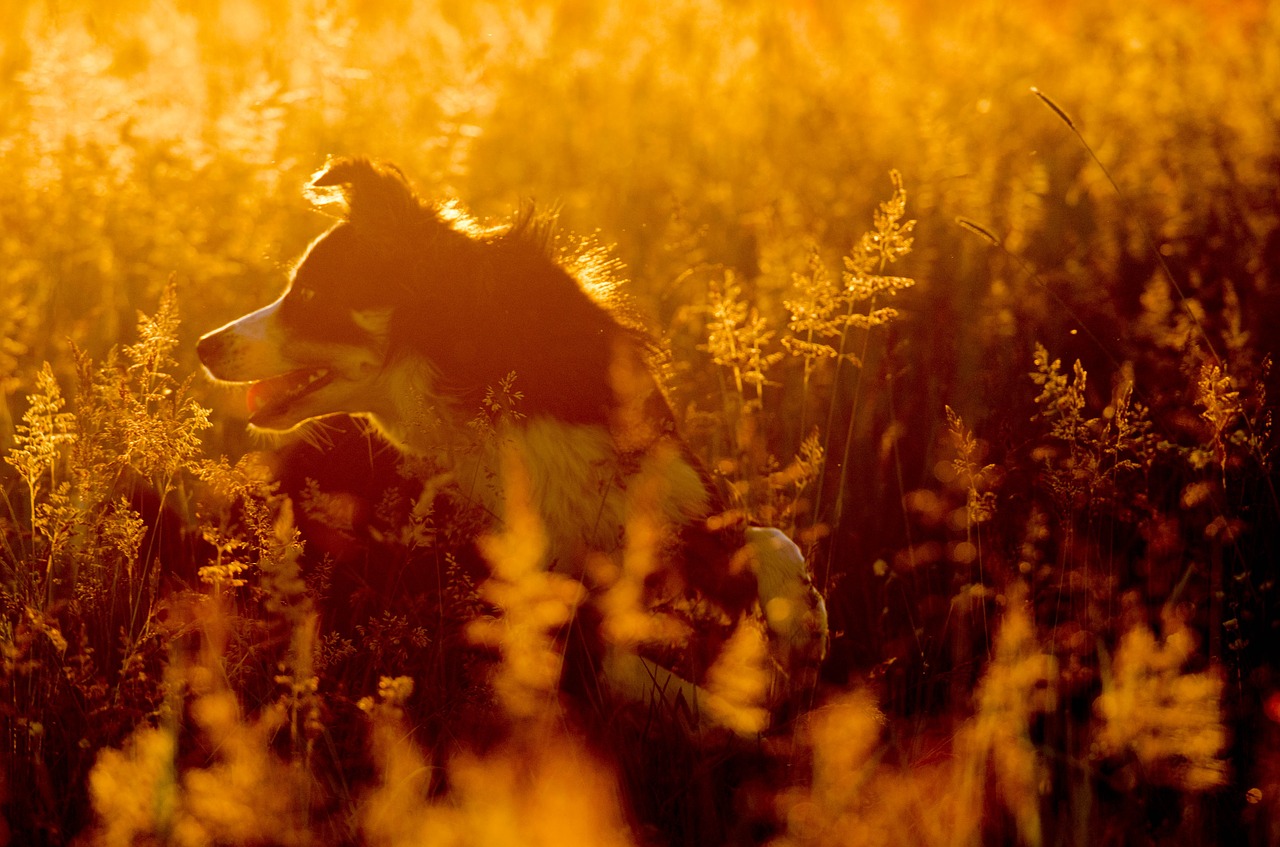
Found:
[368,356,711,577]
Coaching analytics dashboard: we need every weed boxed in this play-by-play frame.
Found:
[2,2,1278,845]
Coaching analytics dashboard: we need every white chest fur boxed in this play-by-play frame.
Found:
[454,417,711,577]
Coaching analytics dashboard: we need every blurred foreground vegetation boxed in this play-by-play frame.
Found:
[1,0,1278,844]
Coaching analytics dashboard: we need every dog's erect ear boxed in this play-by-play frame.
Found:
[305,157,423,232]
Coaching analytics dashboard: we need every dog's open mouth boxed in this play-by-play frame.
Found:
[246,368,336,422]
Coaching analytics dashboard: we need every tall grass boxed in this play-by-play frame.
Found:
[1,0,1278,844]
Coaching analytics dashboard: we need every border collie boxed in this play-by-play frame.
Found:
[197,157,827,733]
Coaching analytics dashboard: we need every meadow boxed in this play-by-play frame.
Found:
[1,0,1277,844]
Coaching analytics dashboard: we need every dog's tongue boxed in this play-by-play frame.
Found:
[246,370,313,415]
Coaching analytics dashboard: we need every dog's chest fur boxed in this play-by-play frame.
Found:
[365,330,717,580]
[457,417,713,576]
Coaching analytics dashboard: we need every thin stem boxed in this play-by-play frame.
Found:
[823,298,876,593]
[1031,86,1221,368]
[812,295,858,528]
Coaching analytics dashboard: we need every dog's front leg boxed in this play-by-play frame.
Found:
[743,527,830,678]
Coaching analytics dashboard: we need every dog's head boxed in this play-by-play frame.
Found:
[201,156,650,450]
[197,158,459,437]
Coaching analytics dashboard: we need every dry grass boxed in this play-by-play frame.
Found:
[2,1,1278,844]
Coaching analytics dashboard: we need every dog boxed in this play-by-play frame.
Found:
[197,157,827,734]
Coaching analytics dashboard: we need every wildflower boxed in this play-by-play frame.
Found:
[6,362,76,506]
[945,406,997,525]
[702,269,784,404]
[362,675,636,847]
[702,618,771,736]
[840,170,916,335]
[956,589,1056,847]
[1094,614,1227,791]
[469,370,526,441]
[1029,344,1160,518]
[88,725,178,847]
[89,661,311,846]
[782,243,843,362]
[803,689,885,823]
[467,444,586,720]
[1192,360,1269,475]
[118,280,212,488]
[597,449,693,651]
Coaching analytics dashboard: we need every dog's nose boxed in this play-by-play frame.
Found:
[196,331,225,365]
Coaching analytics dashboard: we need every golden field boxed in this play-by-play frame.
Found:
[1,1,1277,844]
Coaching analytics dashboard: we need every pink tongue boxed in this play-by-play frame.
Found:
[247,371,311,415]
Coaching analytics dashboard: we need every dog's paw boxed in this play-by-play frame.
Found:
[743,527,829,672]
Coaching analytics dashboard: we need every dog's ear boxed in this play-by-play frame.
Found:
[305,156,423,232]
